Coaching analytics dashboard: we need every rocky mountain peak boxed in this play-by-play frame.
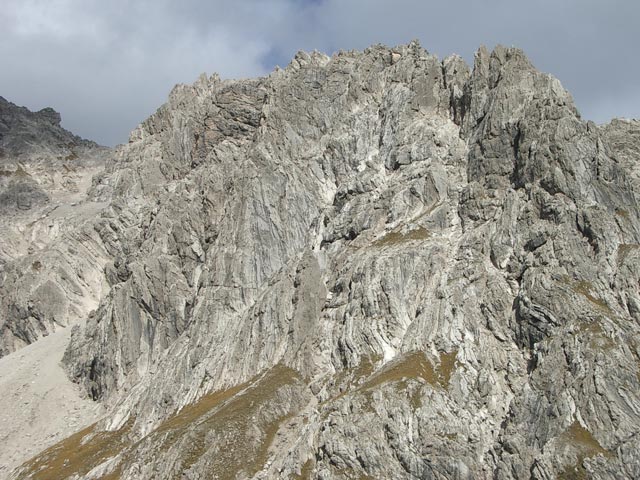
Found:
[35,106,62,126]
[0,96,99,158]
[2,43,640,479]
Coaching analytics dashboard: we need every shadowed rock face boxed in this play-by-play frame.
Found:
[7,42,640,479]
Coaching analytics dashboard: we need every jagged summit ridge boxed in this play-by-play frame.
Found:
[0,96,102,159]
[4,42,640,479]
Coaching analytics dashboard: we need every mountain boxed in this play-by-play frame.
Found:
[0,98,111,475]
[5,42,640,479]
[0,96,107,213]
[0,97,111,357]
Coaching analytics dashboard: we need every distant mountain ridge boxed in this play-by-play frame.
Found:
[0,96,111,357]
[0,96,101,160]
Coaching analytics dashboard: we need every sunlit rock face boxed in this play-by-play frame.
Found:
[8,42,640,479]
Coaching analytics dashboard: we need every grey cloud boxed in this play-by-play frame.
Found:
[1,0,638,146]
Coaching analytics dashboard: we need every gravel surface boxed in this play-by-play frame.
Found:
[0,325,104,478]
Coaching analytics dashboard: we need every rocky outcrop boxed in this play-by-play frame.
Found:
[7,42,640,479]
[0,97,111,356]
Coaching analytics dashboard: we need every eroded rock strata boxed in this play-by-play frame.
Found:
[7,42,640,479]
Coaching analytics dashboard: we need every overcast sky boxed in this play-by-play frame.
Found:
[1,0,638,146]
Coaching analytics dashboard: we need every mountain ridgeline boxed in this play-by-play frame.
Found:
[0,96,110,356]
[4,42,640,479]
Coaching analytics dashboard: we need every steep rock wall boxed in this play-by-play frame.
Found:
[10,42,640,479]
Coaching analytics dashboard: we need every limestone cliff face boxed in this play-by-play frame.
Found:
[9,42,640,479]
[0,97,111,356]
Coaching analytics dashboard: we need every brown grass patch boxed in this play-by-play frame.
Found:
[617,243,640,266]
[16,364,303,480]
[577,322,615,350]
[573,281,611,312]
[330,465,375,480]
[0,166,30,178]
[559,276,611,313]
[14,165,30,178]
[372,227,430,247]
[132,364,301,479]
[615,208,629,219]
[14,418,134,480]
[360,350,458,391]
[557,421,613,480]
[291,458,314,479]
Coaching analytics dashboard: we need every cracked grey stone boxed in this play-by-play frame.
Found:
[6,42,640,480]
